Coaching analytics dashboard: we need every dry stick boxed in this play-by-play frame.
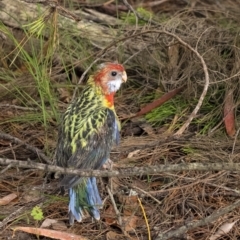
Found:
[1,158,240,177]
[132,185,162,205]
[207,182,240,195]
[0,104,37,111]
[231,127,240,155]
[106,186,130,238]
[159,30,209,135]
[0,132,51,164]
[209,70,240,84]
[141,0,170,8]
[122,0,139,34]
[0,164,12,174]
[163,31,210,136]
[156,198,240,240]
[20,0,81,21]
[106,187,134,239]
[106,186,122,225]
[0,206,25,229]
[0,198,44,229]
[20,0,46,2]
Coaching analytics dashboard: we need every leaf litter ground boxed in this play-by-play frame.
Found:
[1,0,240,239]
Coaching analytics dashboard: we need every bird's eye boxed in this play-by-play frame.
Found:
[111,71,117,77]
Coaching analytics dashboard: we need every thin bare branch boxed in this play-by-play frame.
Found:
[20,0,81,21]
[163,30,210,136]
[0,198,43,229]
[0,104,37,111]
[156,198,240,240]
[0,158,240,178]
[0,132,51,164]
[106,186,122,225]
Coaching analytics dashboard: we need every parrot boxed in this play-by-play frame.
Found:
[56,62,127,224]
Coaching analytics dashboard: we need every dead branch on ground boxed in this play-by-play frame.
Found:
[0,158,240,178]
[156,198,240,240]
[0,132,51,164]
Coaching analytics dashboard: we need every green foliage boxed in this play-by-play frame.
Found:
[31,206,44,221]
[143,90,222,134]
[144,94,189,129]
[0,18,59,124]
[122,7,153,25]
[0,112,54,125]
[181,145,195,154]
[217,18,239,32]
[23,16,46,38]
[192,95,222,135]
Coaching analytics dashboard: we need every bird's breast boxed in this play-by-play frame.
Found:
[103,93,115,109]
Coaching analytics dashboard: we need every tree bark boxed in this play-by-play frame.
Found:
[0,0,119,46]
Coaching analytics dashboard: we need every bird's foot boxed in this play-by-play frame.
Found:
[102,158,114,169]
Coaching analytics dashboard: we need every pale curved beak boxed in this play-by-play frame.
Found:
[122,71,127,83]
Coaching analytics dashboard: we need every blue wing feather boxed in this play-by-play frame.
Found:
[113,117,120,145]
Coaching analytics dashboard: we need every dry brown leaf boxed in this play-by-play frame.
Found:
[209,221,238,240]
[41,218,68,231]
[13,226,89,240]
[0,193,18,205]
[104,196,139,233]
[118,195,139,216]
[22,189,42,203]
[106,231,125,240]
[51,221,68,231]
[127,150,140,158]
[41,218,57,228]
[135,87,184,117]
[224,89,236,137]
[122,215,138,232]
[104,204,117,225]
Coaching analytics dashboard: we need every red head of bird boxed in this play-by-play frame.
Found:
[93,62,127,108]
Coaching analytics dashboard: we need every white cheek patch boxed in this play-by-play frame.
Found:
[107,79,122,93]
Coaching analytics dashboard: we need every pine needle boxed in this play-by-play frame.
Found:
[138,197,151,240]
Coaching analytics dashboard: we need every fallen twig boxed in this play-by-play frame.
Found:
[163,30,210,136]
[20,0,81,21]
[0,158,240,178]
[106,186,122,226]
[156,198,240,240]
[0,132,51,164]
[0,198,43,229]
[0,104,37,111]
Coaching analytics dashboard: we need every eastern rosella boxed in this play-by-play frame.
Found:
[56,62,127,224]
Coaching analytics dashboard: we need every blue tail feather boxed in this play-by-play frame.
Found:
[68,177,102,224]
[90,177,102,207]
[69,188,83,223]
[86,178,101,220]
